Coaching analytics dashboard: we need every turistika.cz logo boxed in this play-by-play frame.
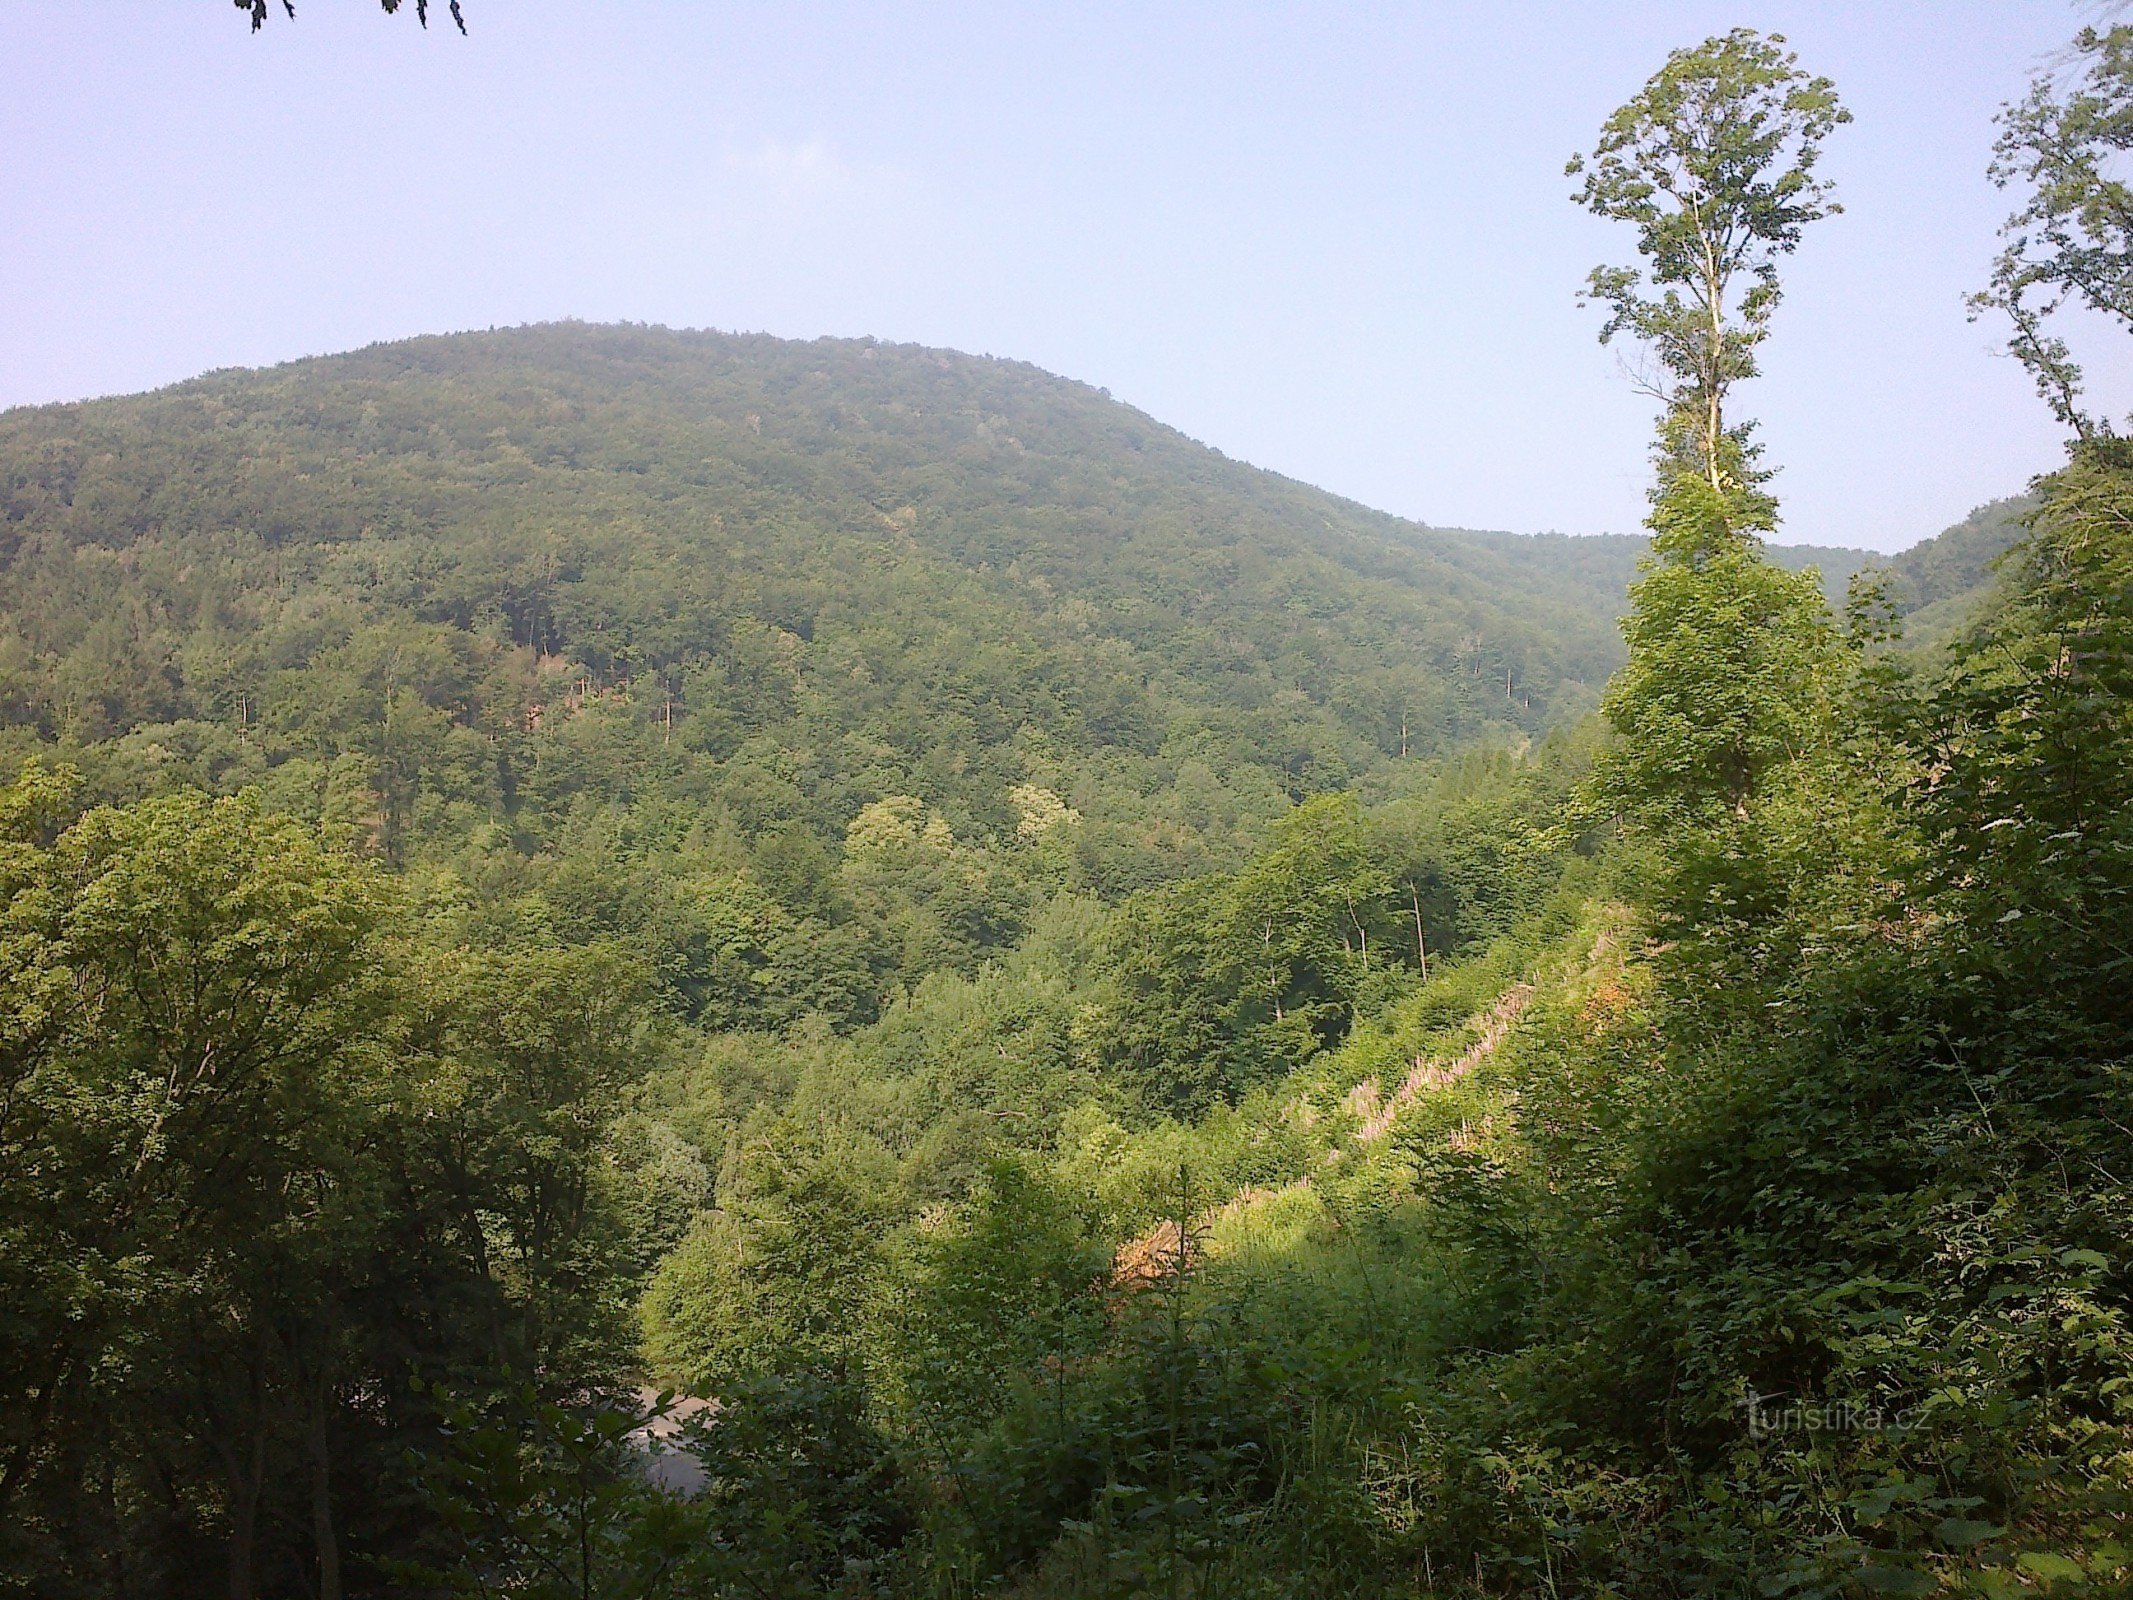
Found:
[1742,1392,1913,1439]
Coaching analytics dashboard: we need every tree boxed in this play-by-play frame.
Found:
[1911,446,2133,1030]
[890,1155,1109,1442]
[1221,792,1390,1030]
[1595,541,1836,833]
[1955,21,2133,1018]
[1973,25,2133,438]
[0,783,391,1599]
[237,0,467,33]
[639,1122,895,1395]
[1570,33,1850,895]
[1101,794,1399,1112]
[1568,29,1849,532]
[408,944,654,1381]
[0,774,665,1594]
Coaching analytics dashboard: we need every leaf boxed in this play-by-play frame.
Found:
[1937,1518,2002,1550]
[1857,1563,1939,1595]
[1969,1572,2028,1600]
[1852,1486,1900,1523]
[2015,1551,2089,1586]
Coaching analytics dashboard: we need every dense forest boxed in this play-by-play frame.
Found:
[0,317,2007,1022]
[2,22,2124,1600]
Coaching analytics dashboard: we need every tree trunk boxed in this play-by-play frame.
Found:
[308,1380,342,1600]
[224,1424,265,1600]
[1698,221,1728,495]
[1409,882,1429,980]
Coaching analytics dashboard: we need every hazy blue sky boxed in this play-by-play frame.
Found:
[2,3,2110,551]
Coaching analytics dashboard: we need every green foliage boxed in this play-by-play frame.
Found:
[682,1372,913,1597]
[1569,28,1849,501]
[396,1388,703,1600]
[889,1156,1112,1443]
[0,786,392,1589]
[9,425,2122,1596]
[0,323,1681,1046]
[7,39,2129,1593]
[641,1122,896,1394]
[402,1377,911,1600]
[406,941,655,1376]
[1975,25,2133,436]
[1571,28,1859,946]
[1910,444,2133,1032]
[1092,778,1584,1117]
[1591,520,1838,828]
[0,777,651,1597]
[1101,794,1390,1109]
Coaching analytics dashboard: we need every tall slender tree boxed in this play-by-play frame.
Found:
[1570,32,1850,922]
[1569,29,1848,544]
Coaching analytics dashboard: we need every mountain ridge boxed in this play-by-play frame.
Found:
[0,320,2014,708]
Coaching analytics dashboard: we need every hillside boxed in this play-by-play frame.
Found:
[0,324,1669,861]
[1881,493,2033,647]
[0,325,2029,1029]
[0,322,1634,776]
[0,323,2004,838]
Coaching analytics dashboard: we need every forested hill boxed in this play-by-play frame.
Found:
[0,321,1993,811]
[1879,493,2032,646]
[0,321,2014,1026]
[0,322,1632,777]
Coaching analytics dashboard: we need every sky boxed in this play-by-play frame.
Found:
[0,2,2114,553]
